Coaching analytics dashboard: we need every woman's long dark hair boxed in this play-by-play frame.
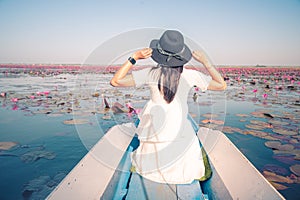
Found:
[150,64,183,103]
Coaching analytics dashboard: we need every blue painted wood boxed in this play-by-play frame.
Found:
[101,145,133,200]
[176,180,204,200]
[126,173,177,200]
[112,146,133,200]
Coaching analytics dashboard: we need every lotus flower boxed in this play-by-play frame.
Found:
[0,92,6,98]
[11,98,18,103]
[262,93,268,99]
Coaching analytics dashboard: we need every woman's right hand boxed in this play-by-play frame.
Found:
[133,48,152,60]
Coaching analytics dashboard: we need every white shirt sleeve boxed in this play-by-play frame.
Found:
[131,68,151,87]
[185,69,212,92]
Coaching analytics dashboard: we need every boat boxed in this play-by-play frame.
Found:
[46,115,285,200]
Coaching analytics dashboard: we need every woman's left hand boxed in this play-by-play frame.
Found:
[133,48,152,60]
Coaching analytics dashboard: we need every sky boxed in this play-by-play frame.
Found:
[0,0,300,66]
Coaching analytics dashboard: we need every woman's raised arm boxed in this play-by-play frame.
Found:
[110,48,152,87]
[192,51,227,91]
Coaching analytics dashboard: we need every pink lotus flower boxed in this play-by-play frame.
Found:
[11,98,18,103]
[253,89,258,97]
[12,104,18,110]
[36,91,42,96]
[262,93,268,99]
[43,91,50,95]
[0,92,6,97]
[242,85,246,91]
[291,80,295,84]
[125,103,132,108]
[30,95,35,99]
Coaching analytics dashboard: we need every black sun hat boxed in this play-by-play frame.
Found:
[150,30,192,67]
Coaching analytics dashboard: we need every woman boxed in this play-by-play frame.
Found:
[111,30,226,184]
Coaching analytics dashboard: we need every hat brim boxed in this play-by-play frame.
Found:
[150,39,192,67]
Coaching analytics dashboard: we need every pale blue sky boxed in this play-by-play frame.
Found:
[0,0,299,65]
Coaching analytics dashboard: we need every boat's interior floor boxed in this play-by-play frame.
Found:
[101,140,209,200]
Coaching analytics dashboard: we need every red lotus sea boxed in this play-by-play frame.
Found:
[0,64,299,199]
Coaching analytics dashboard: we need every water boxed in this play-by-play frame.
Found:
[0,67,299,199]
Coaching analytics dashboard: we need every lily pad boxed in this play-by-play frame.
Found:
[265,141,294,152]
[250,120,272,128]
[222,126,243,134]
[22,173,66,200]
[20,150,56,163]
[63,119,89,125]
[272,128,298,136]
[201,119,224,125]
[243,129,268,137]
[290,164,300,176]
[102,115,112,120]
[235,113,249,117]
[269,182,288,190]
[263,164,288,175]
[32,109,53,114]
[263,135,280,141]
[0,141,18,150]
[273,155,295,165]
[245,124,265,130]
[201,113,219,118]
[263,170,293,184]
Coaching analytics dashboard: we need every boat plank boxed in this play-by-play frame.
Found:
[47,123,136,200]
[126,173,177,200]
[176,180,206,200]
[198,127,285,200]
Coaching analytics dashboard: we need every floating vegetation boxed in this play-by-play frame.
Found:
[201,113,219,118]
[222,126,243,134]
[268,119,289,126]
[290,164,300,176]
[263,170,293,184]
[201,119,224,125]
[63,119,89,125]
[22,173,65,200]
[243,129,268,138]
[0,141,18,150]
[20,150,56,163]
[235,113,249,117]
[245,124,265,130]
[263,164,289,176]
[272,128,298,136]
